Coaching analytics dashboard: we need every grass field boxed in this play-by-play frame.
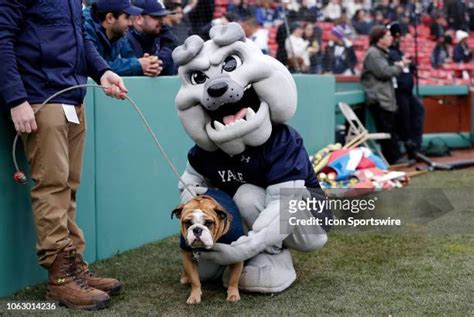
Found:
[3,170,474,316]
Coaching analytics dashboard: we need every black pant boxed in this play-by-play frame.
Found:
[395,91,425,152]
[369,104,401,164]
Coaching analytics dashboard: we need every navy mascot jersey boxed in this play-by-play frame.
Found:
[188,124,320,197]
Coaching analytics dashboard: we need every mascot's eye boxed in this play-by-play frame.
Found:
[190,71,207,85]
[222,55,242,72]
[204,220,213,227]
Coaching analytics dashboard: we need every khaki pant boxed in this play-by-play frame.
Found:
[21,104,86,268]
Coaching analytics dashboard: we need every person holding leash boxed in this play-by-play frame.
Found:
[0,0,128,310]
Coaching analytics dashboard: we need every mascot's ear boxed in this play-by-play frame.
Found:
[172,35,204,66]
[209,22,246,46]
[171,205,184,219]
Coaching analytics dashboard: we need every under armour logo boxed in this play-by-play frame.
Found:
[241,155,251,163]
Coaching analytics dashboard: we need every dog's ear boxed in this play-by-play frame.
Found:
[171,205,184,219]
[215,208,233,236]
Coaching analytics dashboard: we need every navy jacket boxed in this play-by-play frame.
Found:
[83,7,143,76]
[453,43,472,63]
[388,44,415,93]
[0,0,110,111]
[322,44,358,75]
[126,26,178,76]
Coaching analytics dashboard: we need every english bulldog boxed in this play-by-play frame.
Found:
[171,194,243,304]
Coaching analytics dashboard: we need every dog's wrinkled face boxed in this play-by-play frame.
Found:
[172,22,297,156]
[172,196,231,249]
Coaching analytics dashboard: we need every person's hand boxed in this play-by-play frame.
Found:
[10,101,37,134]
[139,54,162,77]
[402,56,411,65]
[100,70,128,99]
[394,61,404,68]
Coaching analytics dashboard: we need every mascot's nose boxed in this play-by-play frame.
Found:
[207,82,228,97]
[193,227,203,236]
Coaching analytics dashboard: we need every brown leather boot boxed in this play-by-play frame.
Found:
[46,245,110,310]
[76,254,122,295]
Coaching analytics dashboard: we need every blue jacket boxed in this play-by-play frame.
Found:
[0,0,110,111]
[453,43,472,63]
[388,44,415,93]
[83,7,143,76]
[126,26,178,76]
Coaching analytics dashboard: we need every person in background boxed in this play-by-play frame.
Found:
[296,0,320,23]
[164,0,192,46]
[352,9,373,35]
[240,16,269,54]
[388,22,424,157]
[430,13,447,40]
[128,0,178,76]
[254,0,276,28]
[453,30,473,63]
[285,22,311,73]
[303,22,323,74]
[84,0,160,76]
[322,25,358,75]
[431,34,452,68]
[0,0,127,310]
[343,0,363,19]
[361,26,408,164]
[445,0,468,31]
[227,0,252,21]
[373,10,386,27]
[323,0,342,21]
[187,0,215,38]
[375,0,396,21]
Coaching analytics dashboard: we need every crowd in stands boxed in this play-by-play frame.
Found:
[82,0,474,84]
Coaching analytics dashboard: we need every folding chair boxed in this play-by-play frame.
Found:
[338,102,390,166]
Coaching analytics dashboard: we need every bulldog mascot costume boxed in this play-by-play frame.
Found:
[172,22,331,293]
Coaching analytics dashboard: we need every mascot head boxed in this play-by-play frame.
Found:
[172,22,297,155]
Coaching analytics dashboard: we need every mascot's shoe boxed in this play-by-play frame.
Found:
[76,254,122,295]
[223,249,296,293]
[46,245,110,310]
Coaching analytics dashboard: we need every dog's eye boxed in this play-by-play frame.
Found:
[184,220,192,228]
[190,71,207,85]
[222,55,242,72]
[204,220,213,227]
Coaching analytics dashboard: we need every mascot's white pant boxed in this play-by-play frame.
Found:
[198,184,328,293]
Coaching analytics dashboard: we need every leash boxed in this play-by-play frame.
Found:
[12,83,196,198]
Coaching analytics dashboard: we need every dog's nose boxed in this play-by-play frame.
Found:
[207,82,228,97]
[193,227,203,236]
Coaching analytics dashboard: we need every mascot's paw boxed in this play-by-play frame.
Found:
[222,249,296,293]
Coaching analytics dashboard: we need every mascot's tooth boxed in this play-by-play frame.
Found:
[246,108,256,119]
[244,84,251,91]
[237,119,245,124]
[214,121,225,131]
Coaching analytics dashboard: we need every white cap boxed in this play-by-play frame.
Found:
[456,30,469,43]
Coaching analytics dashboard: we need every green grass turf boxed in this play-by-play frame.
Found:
[2,170,473,316]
